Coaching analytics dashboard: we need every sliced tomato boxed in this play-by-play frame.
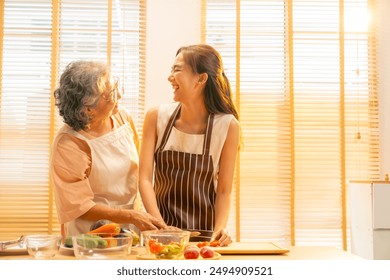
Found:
[149,239,163,254]
[196,241,210,248]
[210,240,219,247]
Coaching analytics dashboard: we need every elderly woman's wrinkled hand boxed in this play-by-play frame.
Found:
[162,225,181,231]
[128,210,166,231]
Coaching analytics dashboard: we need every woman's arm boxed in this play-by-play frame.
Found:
[211,118,240,246]
[79,204,165,231]
[138,107,167,225]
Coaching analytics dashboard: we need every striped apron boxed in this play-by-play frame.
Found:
[154,104,216,241]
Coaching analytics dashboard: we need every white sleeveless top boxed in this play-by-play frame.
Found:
[156,102,234,189]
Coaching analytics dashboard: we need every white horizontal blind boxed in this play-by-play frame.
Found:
[202,0,239,241]
[0,0,55,240]
[203,0,379,249]
[0,0,146,240]
[292,0,345,247]
[110,0,146,130]
[58,0,145,130]
[239,0,290,245]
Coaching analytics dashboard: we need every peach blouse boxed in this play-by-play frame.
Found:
[51,109,139,235]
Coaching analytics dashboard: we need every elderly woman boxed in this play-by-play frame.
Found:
[51,60,164,237]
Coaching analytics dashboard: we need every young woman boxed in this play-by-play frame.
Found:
[139,45,240,246]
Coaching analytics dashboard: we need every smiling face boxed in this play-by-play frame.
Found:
[88,75,122,122]
[168,53,202,102]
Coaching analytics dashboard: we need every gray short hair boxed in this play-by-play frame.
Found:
[54,61,109,131]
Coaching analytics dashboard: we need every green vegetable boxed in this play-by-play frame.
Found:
[120,228,140,246]
[155,243,184,259]
[77,234,108,249]
[64,236,73,248]
[130,229,140,246]
[79,237,98,249]
[96,237,108,248]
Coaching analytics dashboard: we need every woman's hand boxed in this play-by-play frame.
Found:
[127,210,166,231]
[210,228,232,247]
[162,225,181,231]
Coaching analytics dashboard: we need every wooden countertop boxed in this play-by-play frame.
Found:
[0,242,363,260]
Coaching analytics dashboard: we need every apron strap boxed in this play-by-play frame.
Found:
[156,103,182,152]
[157,103,214,157]
[202,113,214,157]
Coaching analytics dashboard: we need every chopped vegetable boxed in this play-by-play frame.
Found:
[87,223,121,236]
[197,241,210,248]
[130,229,140,246]
[119,228,140,246]
[197,241,220,248]
[90,219,112,231]
[148,239,185,259]
[149,239,163,254]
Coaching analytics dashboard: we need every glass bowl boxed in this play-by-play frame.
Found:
[25,234,61,259]
[72,233,132,260]
[141,230,190,259]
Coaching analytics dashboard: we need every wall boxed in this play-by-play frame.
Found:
[145,0,201,109]
[145,0,390,177]
[377,0,390,178]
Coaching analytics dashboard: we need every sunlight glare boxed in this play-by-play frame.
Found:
[345,8,371,32]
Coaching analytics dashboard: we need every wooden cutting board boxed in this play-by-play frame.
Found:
[214,242,289,255]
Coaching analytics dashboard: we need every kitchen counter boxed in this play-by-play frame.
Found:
[0,243,363,260]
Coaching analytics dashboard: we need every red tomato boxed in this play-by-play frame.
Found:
[200,246,214,258]
[149,239,163,254]
[184,247,200,259]
[210,240,219,247]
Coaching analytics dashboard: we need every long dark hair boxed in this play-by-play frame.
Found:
[176,44,239,120]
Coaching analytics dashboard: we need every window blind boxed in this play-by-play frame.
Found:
[203,0,379,249]
[0,0,146,241]
[0,0,55,239]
